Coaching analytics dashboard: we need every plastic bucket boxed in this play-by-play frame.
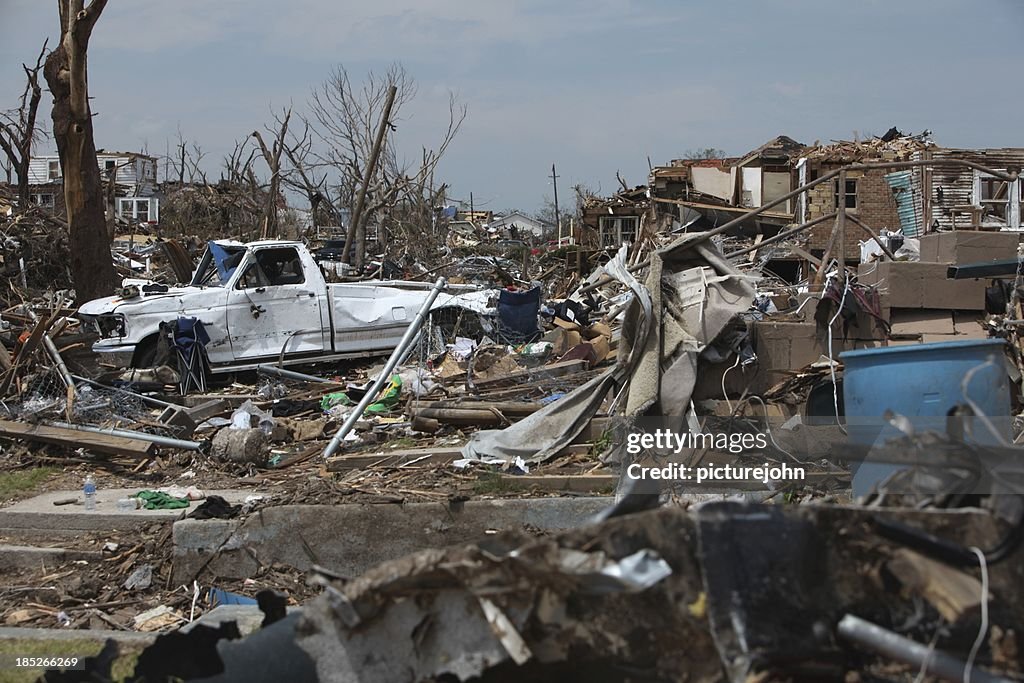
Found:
[839,339,1011,496]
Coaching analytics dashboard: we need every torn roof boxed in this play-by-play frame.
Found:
[95,149,158,160]
[801,132,933,163]
[734,135,806,166]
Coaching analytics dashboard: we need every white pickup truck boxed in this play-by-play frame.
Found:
[77,239,494,372]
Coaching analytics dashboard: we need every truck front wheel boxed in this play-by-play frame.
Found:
[131,336,158,369]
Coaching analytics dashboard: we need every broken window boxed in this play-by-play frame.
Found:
[237,247,305,289]
[979,176,1010,220]
[118,198,155,224]
[31,193,54,208]
[236,263,270,290]
[47,160,60,180]
[598,216,639,248]
[833,178,858,210]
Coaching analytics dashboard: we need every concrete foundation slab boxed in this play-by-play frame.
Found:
[172,496,612,584]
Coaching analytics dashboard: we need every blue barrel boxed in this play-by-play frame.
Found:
[839,339,1011,497]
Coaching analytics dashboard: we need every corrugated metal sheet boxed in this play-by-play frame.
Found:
[885,170,920,236]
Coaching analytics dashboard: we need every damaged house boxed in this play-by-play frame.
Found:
[580,136,808,255]
[28,149,161,226]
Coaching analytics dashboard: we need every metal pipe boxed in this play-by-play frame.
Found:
[42,334,75,391]
[323,277,448,459]
[726,212,838,259]
[837,614,1010,683]
[276,329,322,367]
[845,212,898,261]
[44,420,204,451]
[257,364,340,384]
[25,309,75,393]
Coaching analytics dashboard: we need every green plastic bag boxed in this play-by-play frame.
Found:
[320,391,354,411]
[365,375,403,414]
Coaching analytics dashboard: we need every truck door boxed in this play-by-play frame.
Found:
[225,246,327,361]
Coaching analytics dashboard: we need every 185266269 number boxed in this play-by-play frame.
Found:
[4,656,84,670]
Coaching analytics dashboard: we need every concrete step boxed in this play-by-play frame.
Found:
[0,489,258,540]
[0,625,156,646]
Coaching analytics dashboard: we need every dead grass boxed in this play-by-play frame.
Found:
[0,637,144,683]
[0,467,58,500]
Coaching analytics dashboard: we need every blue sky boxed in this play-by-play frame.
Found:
[2,0,1022,213]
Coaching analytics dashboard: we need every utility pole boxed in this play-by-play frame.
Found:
[551,164,561,241]
[469,191,474,223]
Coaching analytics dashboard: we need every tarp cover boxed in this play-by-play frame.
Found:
[208,241,243,283]
[462,235,755,465]
[461,245,649,464]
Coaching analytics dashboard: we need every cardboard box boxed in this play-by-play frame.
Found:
[953,310,988,339]
[790,291,887,338]
[542,327,582,356]
[589,334,610,363]
[886,308,990,344]
[750,321,848,393]
[857,261,987,310]
[919,231,1020,265]
[889,309,955,337]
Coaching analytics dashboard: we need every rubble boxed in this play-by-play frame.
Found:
[0,126,1023,682]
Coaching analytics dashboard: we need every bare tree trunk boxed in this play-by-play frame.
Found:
[43,0,117,302]
[252,108,291,239]
[0,41,47,208]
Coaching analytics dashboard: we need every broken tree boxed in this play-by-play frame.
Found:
[43,0,118,302]
[0,41,47,208]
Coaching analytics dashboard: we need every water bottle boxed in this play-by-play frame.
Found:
[83,475,96,511]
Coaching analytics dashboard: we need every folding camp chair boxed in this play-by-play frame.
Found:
[172,317,210,395]
[496,286,542,345]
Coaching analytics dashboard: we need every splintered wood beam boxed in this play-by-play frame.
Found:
[0,419,153,458]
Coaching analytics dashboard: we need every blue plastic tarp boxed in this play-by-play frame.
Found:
[208,241,240,283]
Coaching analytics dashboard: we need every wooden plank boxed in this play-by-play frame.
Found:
[418,400,543,417]
[452,359,589,390]
[748,234,763,263]
[0,340,12,372]
[326,443,595,472]
[0,419,153,458]
[183,399,232,422]
[787,245,822,268]
[0,317,50,396]
[887,548,986,623]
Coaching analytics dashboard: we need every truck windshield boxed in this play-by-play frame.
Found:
[191,242,246,287]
